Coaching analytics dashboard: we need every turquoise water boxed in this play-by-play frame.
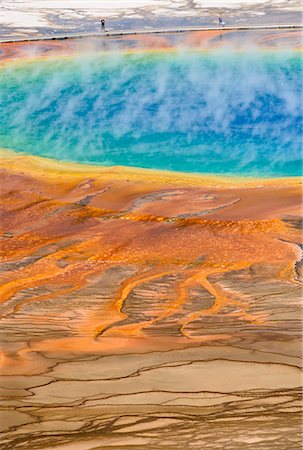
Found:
[0,49,302,176]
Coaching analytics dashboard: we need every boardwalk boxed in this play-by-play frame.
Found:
[0,23,302,43]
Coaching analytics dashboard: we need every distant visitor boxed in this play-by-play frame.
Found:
[218,17,225,27]
[100,19,106,31]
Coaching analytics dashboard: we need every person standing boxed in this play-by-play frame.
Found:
[100,18,106,31]
[218,17,225,27]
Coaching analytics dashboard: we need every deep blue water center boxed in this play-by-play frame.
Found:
[0,49,302,176]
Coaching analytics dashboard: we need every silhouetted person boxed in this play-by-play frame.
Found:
[100,19,105,32]
[218,17,225,27]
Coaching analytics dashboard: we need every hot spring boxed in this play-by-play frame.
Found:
[0,47,302,177]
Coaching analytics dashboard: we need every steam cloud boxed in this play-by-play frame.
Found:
[0,44,301,177]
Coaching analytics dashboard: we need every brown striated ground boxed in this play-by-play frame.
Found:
[0,149,302,449]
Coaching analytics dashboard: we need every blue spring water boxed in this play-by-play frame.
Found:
[0,49,302,177]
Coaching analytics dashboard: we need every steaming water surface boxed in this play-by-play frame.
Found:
[0,49,302,176]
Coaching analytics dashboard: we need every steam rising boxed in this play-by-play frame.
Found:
[0,45,301,176]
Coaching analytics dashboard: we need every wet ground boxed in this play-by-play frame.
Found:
[0,148,302,449]
[1,0,302,38]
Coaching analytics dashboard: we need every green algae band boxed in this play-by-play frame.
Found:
[0,50,301,176]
